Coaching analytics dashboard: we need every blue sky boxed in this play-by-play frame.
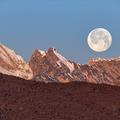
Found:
[0,0,120,63]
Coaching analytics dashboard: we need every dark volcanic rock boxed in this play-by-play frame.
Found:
[0,73,120,120]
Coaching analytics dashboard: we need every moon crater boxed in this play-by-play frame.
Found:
[87,28,112,52]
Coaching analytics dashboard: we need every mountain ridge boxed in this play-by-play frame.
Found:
[0,43,120,86]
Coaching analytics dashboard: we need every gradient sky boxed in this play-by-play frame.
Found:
[0,0,120,63]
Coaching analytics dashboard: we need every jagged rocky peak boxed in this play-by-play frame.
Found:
[29,49,47,77]
[0,43,33,79]
[33,49,46,58]
[46,48,75,73]
[29,48,77,83]
[83,57,120,85]
[29,47,120,86]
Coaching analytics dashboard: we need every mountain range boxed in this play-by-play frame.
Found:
[0,43,120,86]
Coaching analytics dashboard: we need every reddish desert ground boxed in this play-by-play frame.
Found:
[0,73,120,120]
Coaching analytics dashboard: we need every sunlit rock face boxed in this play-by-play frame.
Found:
[29,48,120,86]
[0,44,33,79]
[81,57,120,86]
[1,43,120,86]
[29,48,85,83]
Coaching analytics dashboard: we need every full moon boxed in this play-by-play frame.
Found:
[87,28,112,52]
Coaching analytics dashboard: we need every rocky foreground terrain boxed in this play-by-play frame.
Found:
[0,73,120,120]
[0,43,120,86]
